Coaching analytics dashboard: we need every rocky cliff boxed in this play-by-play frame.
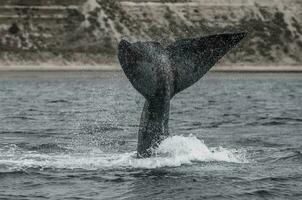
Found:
[0,0,301,66]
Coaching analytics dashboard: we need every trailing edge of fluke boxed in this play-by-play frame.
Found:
[118,32,247,158]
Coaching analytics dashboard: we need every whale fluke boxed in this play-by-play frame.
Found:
[167,32,247,94]
[118,33,246,157]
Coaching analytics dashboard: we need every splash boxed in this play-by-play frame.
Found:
[130,135,248,168]
[0,135,248,171]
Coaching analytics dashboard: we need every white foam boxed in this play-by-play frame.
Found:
[0,135,248,171]
[129,135,248,168]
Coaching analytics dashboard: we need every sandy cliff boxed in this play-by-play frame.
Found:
[0,0,301,67]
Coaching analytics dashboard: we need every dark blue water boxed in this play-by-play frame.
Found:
[0,71,301,199]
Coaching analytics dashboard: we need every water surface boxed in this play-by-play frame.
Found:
[0,71,301,199]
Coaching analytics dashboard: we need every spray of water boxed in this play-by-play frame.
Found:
[0,135,248,171]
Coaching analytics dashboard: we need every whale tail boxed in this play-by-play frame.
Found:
[118,32,247,99]
[117,33,247,157]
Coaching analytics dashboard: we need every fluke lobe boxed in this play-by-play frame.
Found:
[118,33,247,158]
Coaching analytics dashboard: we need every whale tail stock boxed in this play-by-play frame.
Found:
[118,32,247,157]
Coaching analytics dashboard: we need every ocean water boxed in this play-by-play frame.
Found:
[0,71,301,200]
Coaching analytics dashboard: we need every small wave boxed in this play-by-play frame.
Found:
[0,135,248,171]
[272,151,302,163]
[27,143,69,153]
[235,137,283,147]
[47,99,70,104]
[271,117,302,123]
[261,121,287,126]
[5,116,36,121]
[0,131,35,135]
[246,116,302,127]
[244,189,272,197]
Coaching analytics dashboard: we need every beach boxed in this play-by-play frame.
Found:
[0,64,121,71]
[0,64,301,72]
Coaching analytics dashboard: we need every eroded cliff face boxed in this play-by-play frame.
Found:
[0,0,301,66]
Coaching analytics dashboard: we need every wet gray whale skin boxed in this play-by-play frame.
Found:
[118,32,246,158]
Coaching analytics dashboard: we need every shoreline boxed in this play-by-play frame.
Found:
[0,65,301,72]
[211,66,302,73]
